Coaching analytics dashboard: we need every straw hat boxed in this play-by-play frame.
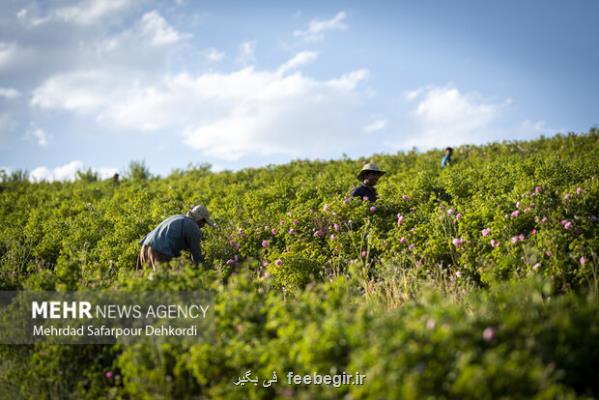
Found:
[186,205,216,227]
[357,162,386,181]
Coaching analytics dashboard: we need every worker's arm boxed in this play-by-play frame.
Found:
[185,222,204,267]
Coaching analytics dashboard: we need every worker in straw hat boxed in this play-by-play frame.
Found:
[350,162,386,202]
[136,205,216,270]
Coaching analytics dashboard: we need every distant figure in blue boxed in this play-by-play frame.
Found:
[136,204,215,270]
[350,162,386,202]
[441,147,453,168]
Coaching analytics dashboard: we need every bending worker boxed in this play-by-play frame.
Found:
[137,204,215,270]
[350,162,385,202]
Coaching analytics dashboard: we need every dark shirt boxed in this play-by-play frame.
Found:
[140,215,203,266]
[441,154,452,168]
[351,183,378,202]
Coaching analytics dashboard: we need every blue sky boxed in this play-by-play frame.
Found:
[1,0,598,180]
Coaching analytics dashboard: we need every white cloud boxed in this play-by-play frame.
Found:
[276,51,318,75]
[29,161,117,182]
[203,48,225,62]
[137,11,186,46]
[30,161,84,182]
[31,70,115,111]
[0,87,20,99]
[327,69,368,91]
[0,42,19,70]
[403,85,504,149]
[29,128,50,147]
[54,0,137,26]
[294,11,347,41]
[363,119,387,134]
[520,119,547,132]
[238,41,256,64]
[30,52,370,160]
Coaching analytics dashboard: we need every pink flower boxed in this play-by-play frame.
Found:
[271,228,277,236]
[400,237,406,244]
[564,192,571,200]
[313,230,323,238]
[490,239,500,248]
[540,216,548,224]
[452,238,464,248]
[482,327,495,342]
[293,219,299,225]
[535,186,542,193]
[275,259,283,266]
[576,187,583,195]
[238,228,245,235]
[397,214,404,226]
[402,195,411,201]
[361,250,367,258]
[262,260,269,267]
[518,233,525,241]
[322,204,330,212]
[262,240,269,248]
[408,243,416,251]
[579,256,587,265]
[447,208,454,216]
[481,228,491,237]
[531,229,537,235]
[105,371,113,380]
[370,206,377,213]
[562,220,573,230]
[524,207,531,213]
[516,201,521,209]
[363,196,369,201]
[279,220,285,226]
[532,263,540,271]
[288,228,295,235]
[426,319,436,330]
[456,212,462,221]
[511,210,520,218]
[511,236,520,244]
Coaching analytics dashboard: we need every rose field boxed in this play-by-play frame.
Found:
[1,130,598,399]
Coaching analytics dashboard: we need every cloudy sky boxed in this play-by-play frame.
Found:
[1,0,598,180]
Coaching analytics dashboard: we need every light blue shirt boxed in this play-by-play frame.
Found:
[141,215,203,265]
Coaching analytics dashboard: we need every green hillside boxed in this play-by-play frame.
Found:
[1,130,598,399]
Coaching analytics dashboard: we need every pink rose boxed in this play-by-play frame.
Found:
[361,250,367,258]
[481,228,491,237]
[511,210,520,218]
[262,240,269,248]
[579,256,587,265]
[105,371,113,380]
[482,327,495,342]
[397,214,404,226]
